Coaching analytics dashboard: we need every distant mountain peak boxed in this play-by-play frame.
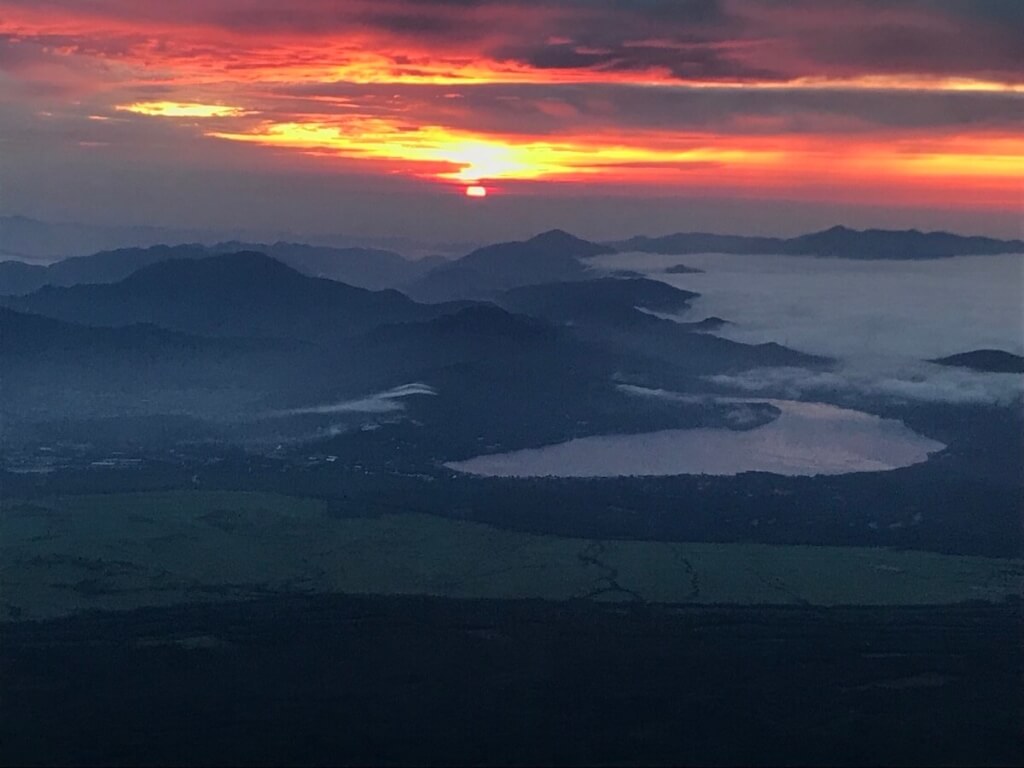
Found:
[527,229,617,255]
[931,349,1024,374]
[529,228,582,244]
[123,250,299,285]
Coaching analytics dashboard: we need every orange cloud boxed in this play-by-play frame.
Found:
[194,109,1022,211]
[118,101,251,118]
[2,0,1021,213]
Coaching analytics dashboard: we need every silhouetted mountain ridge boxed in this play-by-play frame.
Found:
[406,229,613,301]
[498,278,698,328]
[609,226,1024,259]
[0,240,441,295]
[0,244,210,295]
[1,252,459,342]
[495,278,825,372]
[931,350,1024,374]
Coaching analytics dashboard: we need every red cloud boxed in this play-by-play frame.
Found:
[1,0,1020,211]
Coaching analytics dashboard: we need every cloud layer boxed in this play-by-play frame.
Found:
[594,250,1024,405]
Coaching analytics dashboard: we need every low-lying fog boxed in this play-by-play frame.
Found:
[271,383,436,416]
[593,251,1024,405]
[447,396,944,478]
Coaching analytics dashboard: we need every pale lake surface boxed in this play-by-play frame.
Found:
[447,399,945,478]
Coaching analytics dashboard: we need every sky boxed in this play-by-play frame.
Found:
[1,0,1021,241]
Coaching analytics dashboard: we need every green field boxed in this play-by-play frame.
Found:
[2,490,1021,620]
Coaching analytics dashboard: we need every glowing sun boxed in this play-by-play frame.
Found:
[465,185,487,198]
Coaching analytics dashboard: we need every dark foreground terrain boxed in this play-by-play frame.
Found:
[1,595,1020,766]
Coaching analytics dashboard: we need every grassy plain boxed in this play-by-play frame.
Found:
[2,490,1021,620]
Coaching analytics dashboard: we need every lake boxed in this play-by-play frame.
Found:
[446,398,945,478]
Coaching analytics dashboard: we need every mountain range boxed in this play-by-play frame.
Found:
[609,225,1024,259]
[3,225,1021,300]
[0,215,476,261]
[1,252,465,343]
[0,241,444,296]
[1,247,824,452]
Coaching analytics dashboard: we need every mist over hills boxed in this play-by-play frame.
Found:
[2,223,1021,578]
[0,244,211,296]
[1,240,831,456]
[0,216,228,262]
[0,305,318,422]
[14,225,1011,439]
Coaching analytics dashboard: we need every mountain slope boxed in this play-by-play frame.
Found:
[0,241,441,295]
[406,229,614,301]
[495,278,823,372]
[498,278,698,328]
[1,252,459,342]
[930,350,1024,374]
[210,241,437,290]
[0,245,209,296]
[0,307,319,422]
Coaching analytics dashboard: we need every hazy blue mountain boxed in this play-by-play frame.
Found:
[1,294,745,452]
[609,226,1024,259]
[613,323,825,373]
[353,305,557,379]
[496,278,824,372]
[0,307,320,422]
[0,245,209,296]
[406,229,614,301]
[0,215,471,261]
[0,260,49,296]
[931,349,1024,373]
[1,305,210,356]
[209,241,440,290]
[4,248,828,460]
[498,278,698,328]
[0,241,444,295]
[784,226,1024,259]
[313,305,763,458]
[1,252,460,342]
[0,215,224,261]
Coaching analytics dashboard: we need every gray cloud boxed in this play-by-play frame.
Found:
[2,0,1021,83]
[271,383,438,416]
[706,365,1023,406]
[263,81,1024,137]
